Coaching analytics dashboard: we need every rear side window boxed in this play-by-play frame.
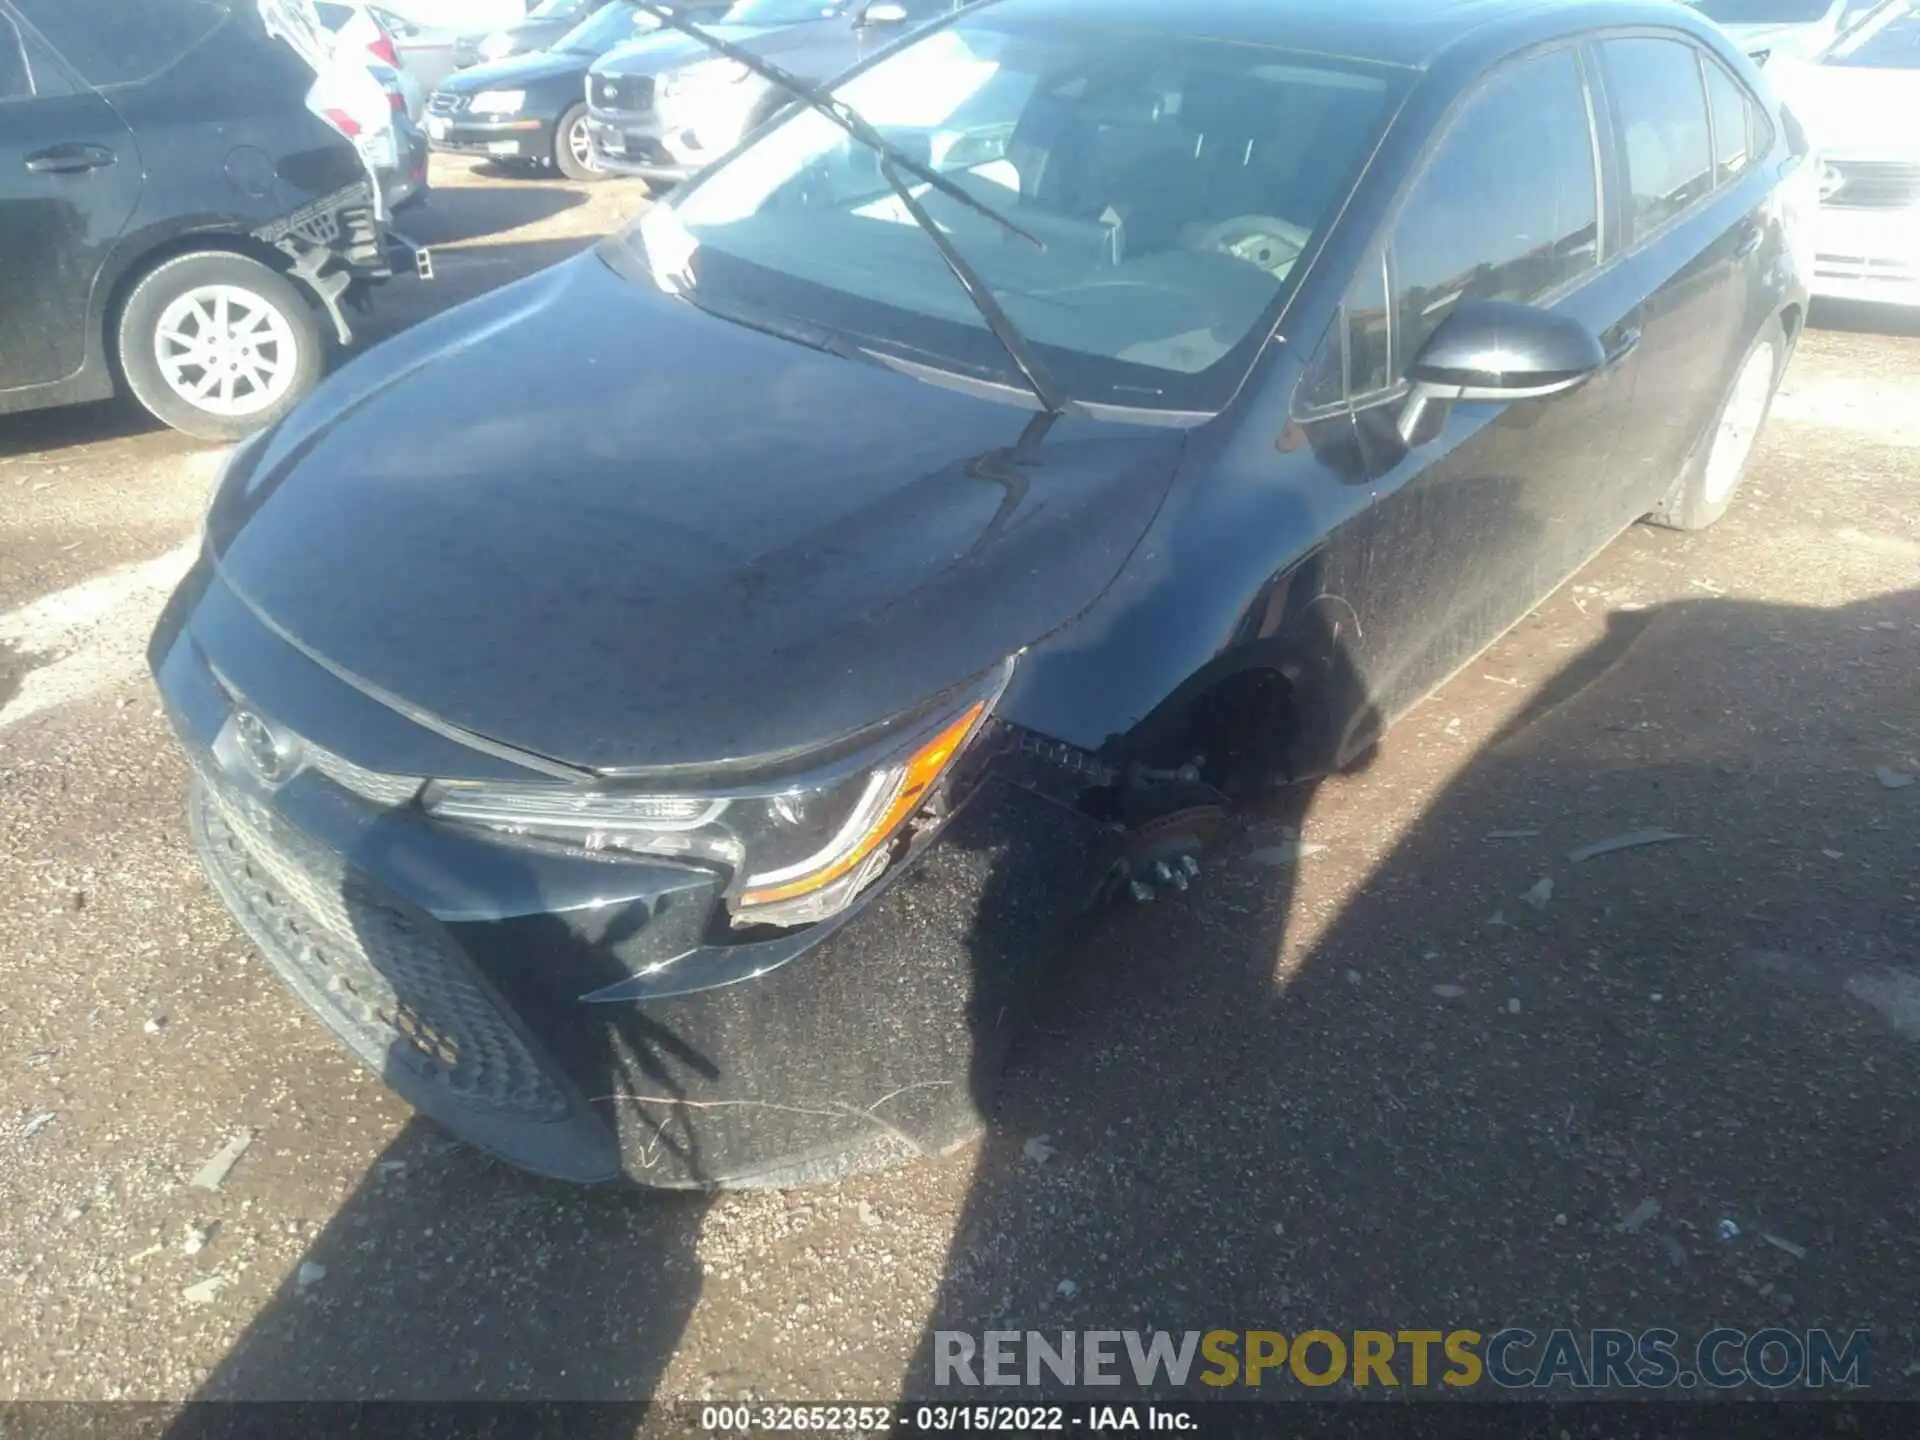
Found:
[14,0,227,89]
[1600,37,1714,240]
[1703,56,1756,184]
[1390,47,1599,365]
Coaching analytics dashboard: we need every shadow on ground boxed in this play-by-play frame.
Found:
[399,182,593,248]
[159,581,1917,1408]
[901,585,1919,1398]
[1809,297,1920,339]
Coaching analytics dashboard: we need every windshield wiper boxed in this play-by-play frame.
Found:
[635,4,1046,251]
[874,154,1068,413]
[633,3,1070,414]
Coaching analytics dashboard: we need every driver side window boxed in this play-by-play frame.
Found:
[1389,46,1600,368]
[1301,46,1599,410]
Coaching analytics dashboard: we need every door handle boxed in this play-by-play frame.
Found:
[24,143,117,175]
[1601,327,1641,371]
[1734,224,1764,259]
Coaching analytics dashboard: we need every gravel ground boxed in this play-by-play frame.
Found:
[0,158,1916,1405]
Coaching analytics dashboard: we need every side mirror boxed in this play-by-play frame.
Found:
[1397,298,1606,446]
[861,2,910,24]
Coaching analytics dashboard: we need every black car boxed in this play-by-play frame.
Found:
[427,0,728,178]
[586,0,962,185]
[154,0,1811,1187]
[0,0,413,440]
[453,0,613,69]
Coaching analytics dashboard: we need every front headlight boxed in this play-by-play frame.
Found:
[422,660,1013,929]
[469,88,527,114]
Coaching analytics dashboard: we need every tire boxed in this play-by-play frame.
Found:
[117,251,323,443]
[553,102,604,182]
[1644,318,1785,532]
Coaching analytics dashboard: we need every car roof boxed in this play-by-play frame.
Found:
[980,0,1712,71]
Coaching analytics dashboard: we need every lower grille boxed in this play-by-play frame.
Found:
[1822,160,1920,210]
[1816,252,1920,283]
[190,772,570,1123]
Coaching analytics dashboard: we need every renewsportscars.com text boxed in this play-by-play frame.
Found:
[933,1328,1870,1391]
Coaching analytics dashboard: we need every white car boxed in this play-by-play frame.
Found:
[261,0,418,217]
[1685,0,1884,61]
[1770,1,1920,305]
[315,1,431,116]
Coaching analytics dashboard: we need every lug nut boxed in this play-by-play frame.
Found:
[1180,854,1201,878]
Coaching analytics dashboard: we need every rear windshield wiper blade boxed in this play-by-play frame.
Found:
[633,3,1046,253]
[634,3,1069,414]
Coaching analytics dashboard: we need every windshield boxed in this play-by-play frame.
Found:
[722,0,848,23]
[1829,3,1920,62]
[619,13,1403,412]
[558,1,639,49]
[1691,0,1833,20]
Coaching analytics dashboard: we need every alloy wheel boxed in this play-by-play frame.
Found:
[152,284,301,419]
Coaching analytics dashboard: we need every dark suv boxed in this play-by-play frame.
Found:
[0,0,416,440]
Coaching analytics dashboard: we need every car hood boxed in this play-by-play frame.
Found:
[441,47,591,90]
[505,16,576,49]
[1770,57,1920,155]
[206,253,1186,773]
[592,23,785,76]
[1718,19,1831,57]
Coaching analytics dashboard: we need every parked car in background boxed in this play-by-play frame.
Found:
[370,60,432,208]
[364,4,469,90]
[154,0,1812,1187]
[0,0,423,440]
[430,0,746,177]
[587,0,960,186]
[316,1,428,116]
[455,0,619,67]
[426,0,678,177]
[1684,0,1882,60]
[1769,0,1920,304]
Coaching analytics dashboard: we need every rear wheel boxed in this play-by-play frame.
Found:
[116,251,323,442]
[553,102,604,182]
[1644,319,1784,532]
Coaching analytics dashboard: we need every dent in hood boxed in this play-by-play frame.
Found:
[207,254,1185,774]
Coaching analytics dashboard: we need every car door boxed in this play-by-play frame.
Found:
[0,6,140,394]
[1592,33,1756,521]
[1308,43,1643,737]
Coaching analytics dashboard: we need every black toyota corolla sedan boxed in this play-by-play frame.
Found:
[152,0,1813,1187]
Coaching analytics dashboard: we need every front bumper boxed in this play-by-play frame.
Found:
[425,114,553,163]
[152,566,1112,1187]
[585,107,695,183]
[1811,206,1920,308]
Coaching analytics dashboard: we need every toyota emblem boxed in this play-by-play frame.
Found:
[219,708,301,788]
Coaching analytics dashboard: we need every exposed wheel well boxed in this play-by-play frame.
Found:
[1125,664,1301,802]
[1779,301,1804,345]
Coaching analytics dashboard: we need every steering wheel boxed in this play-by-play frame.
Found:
[1187,214,1312,279]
